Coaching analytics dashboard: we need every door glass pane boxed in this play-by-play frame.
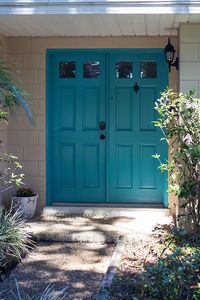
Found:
[83,61,100,78]
[140,62,157,78]
[116,62,133,78]
[60,62,76,78]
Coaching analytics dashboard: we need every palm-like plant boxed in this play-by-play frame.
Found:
[0,56,34,194]
[0,57,33,122]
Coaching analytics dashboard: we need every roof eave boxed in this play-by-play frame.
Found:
[1,1,200,15]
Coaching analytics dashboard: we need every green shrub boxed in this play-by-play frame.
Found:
[142,232,200,300]
[0,208,32,261]
[0,153,24,194]
[153,89,200,232]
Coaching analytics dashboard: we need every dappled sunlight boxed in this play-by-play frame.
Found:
[28,212,171,242]
[0,241,114,300]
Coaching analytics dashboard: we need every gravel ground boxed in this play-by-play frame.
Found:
[0,242,115,300]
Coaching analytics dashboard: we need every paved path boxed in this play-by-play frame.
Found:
[0,242,114,300]
[0,213,173,299]
[27,214,172,242]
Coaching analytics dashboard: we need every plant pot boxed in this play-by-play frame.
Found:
[11,195,38,219]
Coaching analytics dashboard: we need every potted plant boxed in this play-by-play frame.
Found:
[12,188,38,219]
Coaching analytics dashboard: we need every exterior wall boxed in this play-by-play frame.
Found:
[0,37,7,206]
[180,24,200,96]
[5,36,178,213]
[178,24,200,223]
[0,36,7,155]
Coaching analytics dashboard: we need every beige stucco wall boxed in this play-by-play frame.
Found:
[5,36,178,213]
[0,37,7,205]
[0,36,7,155]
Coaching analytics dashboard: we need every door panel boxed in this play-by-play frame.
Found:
[108,52,168,203]
[116,144,133,189]
[115,87,133,131]
[49,53,106,202]
[139,144,157,189]
[140,87,156,131]
[47,50,168,205]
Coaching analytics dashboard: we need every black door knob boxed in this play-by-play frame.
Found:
[100,134,106,140]
[99,121,106,130]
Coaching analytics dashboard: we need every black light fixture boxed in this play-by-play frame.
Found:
[164,37,179,72]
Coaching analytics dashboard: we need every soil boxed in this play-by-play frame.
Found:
[0,242,115,300]
[109,223,173,300]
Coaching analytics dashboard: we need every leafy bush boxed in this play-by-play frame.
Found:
[0,208,32,261]
[0,154,24,194]
[153,89,200,232]
[109,227,200,300]
[143,233,200,300]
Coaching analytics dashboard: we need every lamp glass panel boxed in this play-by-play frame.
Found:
[166,51,174,62]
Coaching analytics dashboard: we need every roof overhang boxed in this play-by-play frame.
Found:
[0,1,200,37]
[1,1,200,15]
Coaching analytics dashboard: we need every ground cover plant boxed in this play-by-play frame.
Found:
[110,225,200,300]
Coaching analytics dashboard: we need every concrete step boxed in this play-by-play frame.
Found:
[27,206,172,243]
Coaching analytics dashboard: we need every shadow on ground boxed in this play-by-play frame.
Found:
[0,242,115,300]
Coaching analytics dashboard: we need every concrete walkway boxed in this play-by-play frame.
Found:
[27,208,172,242]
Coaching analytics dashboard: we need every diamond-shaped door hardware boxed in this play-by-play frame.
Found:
[133,82,139,93]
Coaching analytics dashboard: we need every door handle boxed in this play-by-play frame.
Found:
[100,134,106,140]
[99,121,106,130]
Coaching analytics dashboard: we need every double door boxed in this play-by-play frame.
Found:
[47,50,168,205]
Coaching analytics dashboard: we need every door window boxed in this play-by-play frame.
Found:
[83,61,100,78]
[116,62,133,78]
[140,62,157,78]
[60,62,76,78]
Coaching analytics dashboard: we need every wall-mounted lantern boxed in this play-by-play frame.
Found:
[164,37,179,72]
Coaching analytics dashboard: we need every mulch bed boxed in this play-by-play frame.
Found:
[0,257,19,282]
[109,223,173,300]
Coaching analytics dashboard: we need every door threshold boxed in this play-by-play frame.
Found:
[44,205,170,217]
[52,202,164,208]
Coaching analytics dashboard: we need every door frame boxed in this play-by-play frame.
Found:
[46,48,168,207]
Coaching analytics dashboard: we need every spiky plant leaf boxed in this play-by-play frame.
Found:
[0,57,34,124]
[0,208,33,261]
[10,281,68,300]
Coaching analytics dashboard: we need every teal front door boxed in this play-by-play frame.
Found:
[47,49,168,206]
